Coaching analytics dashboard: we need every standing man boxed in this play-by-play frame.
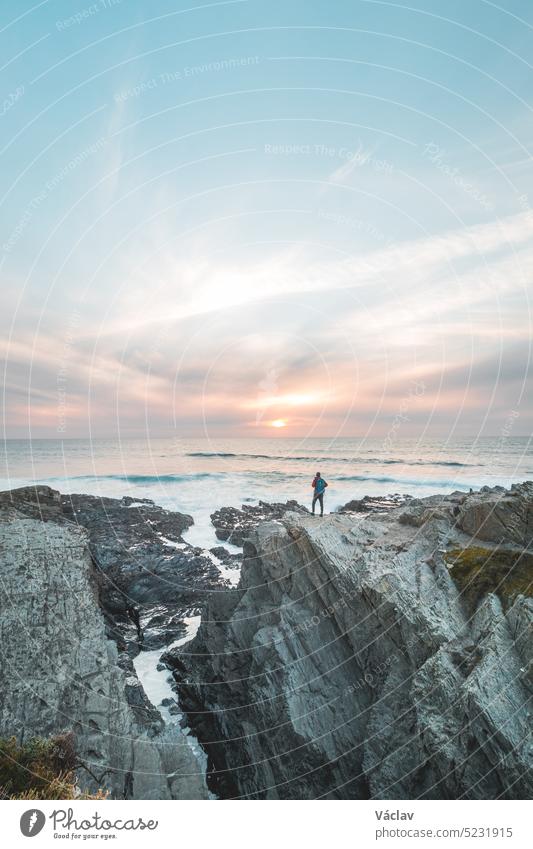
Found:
[311,472,328,516]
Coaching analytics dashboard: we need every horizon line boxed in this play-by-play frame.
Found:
[1,435,532,442]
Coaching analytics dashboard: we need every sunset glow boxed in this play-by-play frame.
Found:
[0,1,530,442]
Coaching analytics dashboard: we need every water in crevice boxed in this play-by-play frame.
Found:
[133,615,214,797]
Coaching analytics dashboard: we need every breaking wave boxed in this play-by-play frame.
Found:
[186,451,475,467]
[49,471,474,490]
[53,472,222,484]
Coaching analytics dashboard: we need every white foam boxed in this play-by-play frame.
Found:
[157,533,187,550]
[132,615,208,780]
[203,549,241,587]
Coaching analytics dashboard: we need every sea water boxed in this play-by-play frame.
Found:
[1,436,531,548]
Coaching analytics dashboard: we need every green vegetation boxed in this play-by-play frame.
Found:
[0,733,107,800]
[446,546,533,612]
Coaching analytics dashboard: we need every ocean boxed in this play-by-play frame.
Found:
[1,436,531,548]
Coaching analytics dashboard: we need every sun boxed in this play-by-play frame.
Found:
[271,419,287,428]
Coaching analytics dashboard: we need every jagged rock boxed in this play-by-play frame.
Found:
[59,492,224,651]
[338,493,412,514]
[180,484,533,800]
[210,500,308,545]
[398,492,466,527]
[210,545,241,565]
[3,483,531,800]
[60,493,221,603]
[456,482,533,547]
[138,604,200,650]
[0,488,209,799]
[0,484,64,521]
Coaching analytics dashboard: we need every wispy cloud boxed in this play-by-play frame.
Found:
[3,205,531,437]
[327,141,378,185]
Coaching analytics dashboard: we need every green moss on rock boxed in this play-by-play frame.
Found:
[446,546,533,611]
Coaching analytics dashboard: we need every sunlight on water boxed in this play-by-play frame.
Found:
[1,437,531,535]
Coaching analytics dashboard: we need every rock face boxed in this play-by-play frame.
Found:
[3,482,532,800]
[0,486,209,799]
[338,493,412,514]
[180,483,533,799]
[211,499,308,545]
[60,492,225,651]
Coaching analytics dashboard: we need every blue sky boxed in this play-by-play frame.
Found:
[1,0,532,439]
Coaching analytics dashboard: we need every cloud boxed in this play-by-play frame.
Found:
[2,206,532,437]
[327,142,378,185]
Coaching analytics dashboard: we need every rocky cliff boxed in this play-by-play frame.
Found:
[178,483,533,799]
[2,482,531,800]
[0,486,209,799]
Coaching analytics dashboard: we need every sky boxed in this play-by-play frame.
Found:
[0,0,532,441]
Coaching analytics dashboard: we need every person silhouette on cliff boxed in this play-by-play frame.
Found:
[311,472,328,516]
